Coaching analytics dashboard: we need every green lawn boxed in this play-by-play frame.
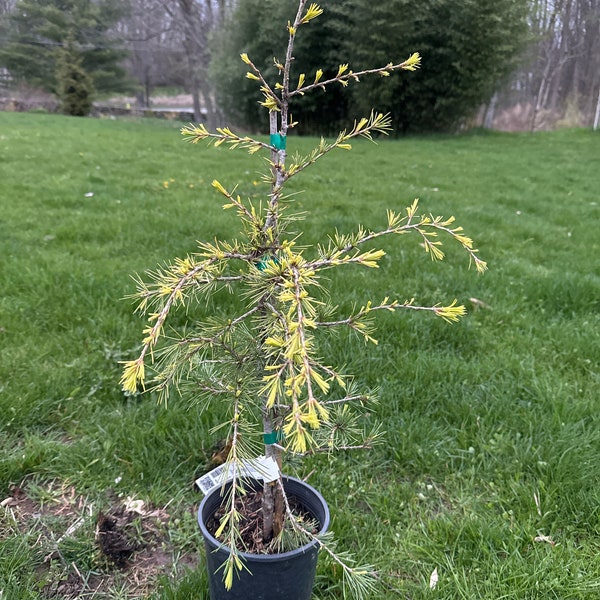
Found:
[0,111,599,599]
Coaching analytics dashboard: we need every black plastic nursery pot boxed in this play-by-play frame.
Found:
[198,476,330,600]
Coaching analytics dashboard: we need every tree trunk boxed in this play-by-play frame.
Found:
[191,82,202,123]
[483,93,498,129]
[172,0,217,125]
[260,107,289,543]
[198,71,217,128]
[262,412,284,541]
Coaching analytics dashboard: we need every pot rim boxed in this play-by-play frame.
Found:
[198,475,329,561]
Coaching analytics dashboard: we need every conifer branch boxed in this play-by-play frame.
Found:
[289,53,421,97]
[276,477,378,600]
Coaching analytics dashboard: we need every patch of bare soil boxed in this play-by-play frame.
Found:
[1,480,199,599]
[41,571,107,600]
[96,505,144,567]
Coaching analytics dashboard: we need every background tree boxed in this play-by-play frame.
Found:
[115,0,231,125]
[212,0,350,134]
[0,0,16,16]
[212,0,529,134]
[170,0,218,127]
[0,0,130,96]
[113,0,171,108]
[495,0,600,130]
[55,32,94,116]
[343,0,529,133]
[0,0,16,87]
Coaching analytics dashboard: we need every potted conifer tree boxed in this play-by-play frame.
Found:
[121,2,486,598]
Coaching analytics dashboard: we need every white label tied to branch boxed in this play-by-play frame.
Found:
[195,456,280,495]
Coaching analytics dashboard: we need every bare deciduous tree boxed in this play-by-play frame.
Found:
[492,0,600,130]
[117,0,231,124]
[115,0,175,108]
[169,0,217,127]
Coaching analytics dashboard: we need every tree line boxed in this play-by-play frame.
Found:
[0,0,598,132]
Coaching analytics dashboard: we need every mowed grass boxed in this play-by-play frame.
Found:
[0,111,599,599]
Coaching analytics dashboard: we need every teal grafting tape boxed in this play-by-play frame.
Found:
[270,133,287,150]
[263,431,278,445]
[257,255,280,271]
[263,430,284,445]
[256,256,268,271]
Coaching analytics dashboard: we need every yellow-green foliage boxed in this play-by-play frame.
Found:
[122,1,485,595]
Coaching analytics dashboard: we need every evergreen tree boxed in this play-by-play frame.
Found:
[55,33,94,116]
[212,0,350,134]
[0,0,129,96]
[213,0,528,134]
[345,0,529,133]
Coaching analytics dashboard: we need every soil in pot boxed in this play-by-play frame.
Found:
[206,487,319,555]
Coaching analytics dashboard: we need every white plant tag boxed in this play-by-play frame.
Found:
[195,455,280,495]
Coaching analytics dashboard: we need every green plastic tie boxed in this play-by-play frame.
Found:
[256,255,279,271]
[263,430,284,445]
[270,133,287,150]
